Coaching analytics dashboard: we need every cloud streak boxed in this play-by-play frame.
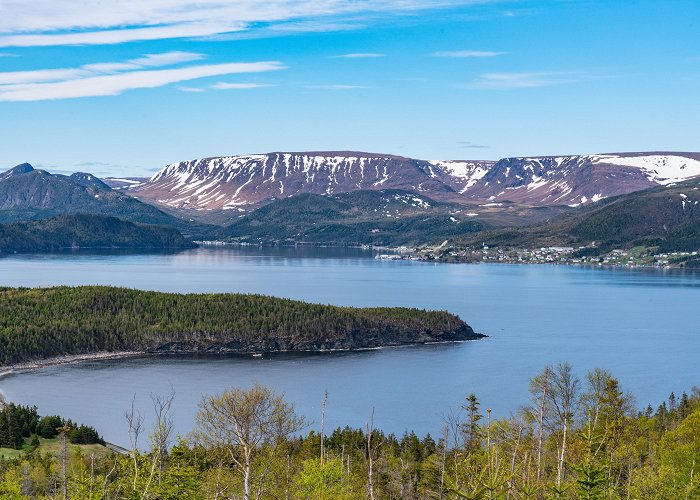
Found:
[330,53,386,58]
[458,141,489,149]
[0,59,286,101]
[212,82,271,89]
[0,51,204,85]
[306,84,370,90]
[178,86,206,93]
[465,71,581,89]
[0,1,485,47]
[433,50,505,58]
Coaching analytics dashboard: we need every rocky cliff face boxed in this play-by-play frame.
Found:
[127,151,700,211]
[146,321,484,354]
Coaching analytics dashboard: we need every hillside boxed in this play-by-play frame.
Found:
[0,214,196,253]
[459,152,700,206]
[452,177,700,254]
[126,151,700,214]
[219,189,568,246]
[0,163,210,237]
[0,286,482,365]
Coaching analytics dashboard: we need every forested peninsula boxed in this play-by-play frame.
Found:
[0,286,481,365]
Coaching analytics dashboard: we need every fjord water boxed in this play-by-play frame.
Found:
[1,247,698,446]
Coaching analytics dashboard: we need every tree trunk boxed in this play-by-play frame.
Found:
[557,417,568,489]
[240,445,253,500]
[321,391,328,466]
[507,426,522,500]
[536,381,547,482]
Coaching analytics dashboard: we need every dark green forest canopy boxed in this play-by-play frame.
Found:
[0,213,195,253]
[0,286,479,365]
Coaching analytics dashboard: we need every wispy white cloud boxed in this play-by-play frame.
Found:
[0,23,246,48]
[458,141,489,149]
[0,52,18,57]
[178,81,273,92]
[133,52,206,67]
[212,82,271,89]
[306,84,370,90]
[210,19,366,43]
[178,86,206,93]
[0,1,486,47]
[433,50,505,58]
[0,60,286,101]
[465,71,581,89]
[0,51,204,85]
[0,68,88,85]
[330,53,386,59]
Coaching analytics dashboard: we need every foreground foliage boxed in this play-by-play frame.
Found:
[0,286,472,365]
[0,364,698,498]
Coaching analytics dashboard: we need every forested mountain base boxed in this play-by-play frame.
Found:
[0,365,698,498]
[453,177,700,255]
[0,214,195,253]
[0,286,480,365]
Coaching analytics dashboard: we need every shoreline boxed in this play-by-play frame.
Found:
[0,338,485,379]
[2,243,696,271]
[0,351,144,379]
[195,242,698,270]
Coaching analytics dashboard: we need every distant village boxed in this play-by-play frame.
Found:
[378,244,700,269]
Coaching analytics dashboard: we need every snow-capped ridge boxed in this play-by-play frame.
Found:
[128,151,700,211]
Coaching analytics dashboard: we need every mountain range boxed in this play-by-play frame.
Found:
[122,151,700,215]
[3,150,700,254]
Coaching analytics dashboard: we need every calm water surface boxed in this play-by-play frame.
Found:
[0,247,698,446]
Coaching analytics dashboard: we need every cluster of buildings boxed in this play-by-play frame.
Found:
[428,245,700,268]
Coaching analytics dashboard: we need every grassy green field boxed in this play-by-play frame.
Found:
[0,436,110,460]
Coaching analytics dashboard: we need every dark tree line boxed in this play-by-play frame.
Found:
[0,404,103,450]
[0,213,194,253]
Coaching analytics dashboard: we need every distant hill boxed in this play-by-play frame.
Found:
[126,151,700,214]
[0,163,210,237]
[453,177,700,254]
[0,214,196,253]
[219,189,567,246]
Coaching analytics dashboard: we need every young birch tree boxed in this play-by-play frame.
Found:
[193,384,305,500]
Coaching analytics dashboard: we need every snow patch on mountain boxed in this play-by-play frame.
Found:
[427,160,492,193]
[127,151,700,212]
[594,154,700,184]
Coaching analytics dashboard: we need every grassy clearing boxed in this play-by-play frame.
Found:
[0,436,110,460]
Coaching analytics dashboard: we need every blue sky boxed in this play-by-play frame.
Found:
[0,0,698,176]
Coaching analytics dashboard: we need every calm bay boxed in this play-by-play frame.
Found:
[0,247,698,446]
